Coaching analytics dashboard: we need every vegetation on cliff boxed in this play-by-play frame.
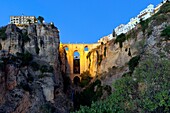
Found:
[74,53,170,113]
[74,2,170,113]
[0,26,7,40]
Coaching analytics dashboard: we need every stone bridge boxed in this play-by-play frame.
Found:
[62,43,100,79]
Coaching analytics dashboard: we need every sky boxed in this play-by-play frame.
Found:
[0,0,162,43]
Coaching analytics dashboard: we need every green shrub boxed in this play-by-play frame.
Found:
[20,82,32,92]
[126,33,131,40]
[115,33,126,48]
[154,14,167,26]
[74,79,103,111]
[157,2,170,14]
[16,51,33,66]
[36,46,40,55]
[161,26,170,41]
[103,85,112,95]
[40,103,55,113]
[22,32,30,43]
[40,65,53,73]
[139,19,150,33]
[133,55,170,112]
[30,61,40,71]
[74,54,170,113]
[80,71,92,88]
[0,26,7,40]
[147,29,153,36]
[128,48,131,56]
[163,43,170,54]
[128,55,140,72]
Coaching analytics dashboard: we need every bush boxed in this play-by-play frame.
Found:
[79,71,92,88]
[157,2,170,14]
[36,46,40,55]
[74,79,103,111]
[133,55,170,112]
[161,26,170,41]
[153,14,167,26]
[30,61,40,71]
[115,33,126,48]
[139,19,150,33]
[16,51,33,66]
[40,65,53,73]
[0,26,7,40]
[22,32,30,43]
[128,48,131,56]
[128,55,140,72]
[75,54,170,113]
[40,103,55,113]
[20,82,32,92]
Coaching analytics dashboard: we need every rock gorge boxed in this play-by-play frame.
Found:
[0,23,72,113]
[0,2,170,113]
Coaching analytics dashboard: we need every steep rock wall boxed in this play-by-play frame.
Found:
[88,38,137,76]
[0,24,72,113]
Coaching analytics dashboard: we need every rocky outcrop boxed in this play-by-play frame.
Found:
[88,38,137,76]
[0,23,72,113]
[88,6,170,87]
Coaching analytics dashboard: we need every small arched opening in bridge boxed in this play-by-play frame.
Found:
[73,51,80,74]
[84,46,89,51]
[64,46,69,51]
[73,76,80,85]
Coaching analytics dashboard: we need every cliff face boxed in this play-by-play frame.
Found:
[0,24,72,113]
[88,3,170,86]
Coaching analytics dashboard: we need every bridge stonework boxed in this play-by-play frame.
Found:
[62,43,100,79]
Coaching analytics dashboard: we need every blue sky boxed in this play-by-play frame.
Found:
[0,0,162,43]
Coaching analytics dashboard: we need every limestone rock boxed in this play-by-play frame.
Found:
[0,23,72,113]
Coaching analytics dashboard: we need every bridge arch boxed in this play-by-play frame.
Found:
[84,46,89,51]
[62,43,100,80]
[73,51,80,74]
[64,46,69,51]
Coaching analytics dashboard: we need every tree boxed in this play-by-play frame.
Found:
[112,29,116,37]
[37,16,44,24]
[27,19,31,24]
[114,33,126,48]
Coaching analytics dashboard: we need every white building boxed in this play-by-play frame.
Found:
[115,24,126,36]
[98,34,116,44]
[114,4,154,36]
[137,4,154,20]
[99,0,166,42]
[10,16,36,25]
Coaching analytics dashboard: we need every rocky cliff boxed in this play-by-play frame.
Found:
[0,23,72,113]
[87,2,170,87]
[74,2,170,112]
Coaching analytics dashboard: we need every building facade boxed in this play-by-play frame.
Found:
[114,4,154,36]
[10,16,36,25]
